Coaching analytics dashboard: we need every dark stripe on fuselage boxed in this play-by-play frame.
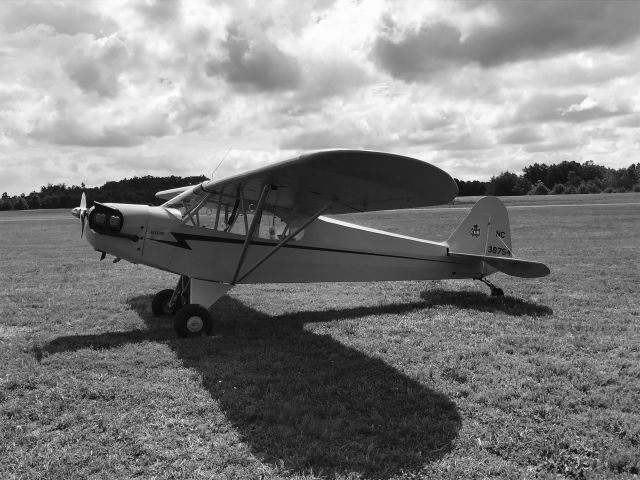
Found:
[151,231,468,265]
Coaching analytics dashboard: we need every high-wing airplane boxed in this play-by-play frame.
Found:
[71,150,550,337]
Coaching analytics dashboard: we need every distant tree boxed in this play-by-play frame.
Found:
[567,170,582,187]
[577,182,590,194]
[528,180,550,195]
[27,194,41,209]
[513,176,533,195]
[546,161,582,187]
[585,179,602,193]
[0,198,11,210]
[485,172,533,196]
[620,165,637,190]
[40,195,60,209]
[581,161,607,182]
[550,183,566,195]
[523,162,549,186]
[12,196,29,210]
[455,179,487,196]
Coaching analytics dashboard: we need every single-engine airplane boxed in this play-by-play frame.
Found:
[72,150,550,337]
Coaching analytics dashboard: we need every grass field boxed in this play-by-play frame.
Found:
[1,193,639,479]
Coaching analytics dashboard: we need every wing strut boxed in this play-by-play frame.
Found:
[231,184,272,284]
[235,200,332,284]
[181,192,212,226]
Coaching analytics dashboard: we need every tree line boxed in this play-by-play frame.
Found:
[0,175,207,211]
[1,160,639,211]
[456,161,639,196]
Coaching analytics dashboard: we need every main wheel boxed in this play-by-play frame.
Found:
[151,289,181,316]
[491,287,505,297]
[174,304,214,337]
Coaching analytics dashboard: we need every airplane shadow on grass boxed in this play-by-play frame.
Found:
[420,288,553,317]
[40,290,549,478]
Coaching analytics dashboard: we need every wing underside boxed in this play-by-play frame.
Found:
[159,150,458,216]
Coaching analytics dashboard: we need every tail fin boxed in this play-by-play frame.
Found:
[446,197,550,278]
[447,196,512,256]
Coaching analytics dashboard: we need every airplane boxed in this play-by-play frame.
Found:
[71,149,550,337]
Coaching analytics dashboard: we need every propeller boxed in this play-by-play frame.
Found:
[71,192,88,237]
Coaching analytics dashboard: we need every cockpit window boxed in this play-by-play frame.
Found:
[176,192,299,240]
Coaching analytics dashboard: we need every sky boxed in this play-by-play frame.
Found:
[1,0,640,196]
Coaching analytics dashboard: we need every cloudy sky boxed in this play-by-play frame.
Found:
[1,0,640,195]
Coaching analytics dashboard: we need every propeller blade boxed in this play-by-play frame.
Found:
[76,192,87,238]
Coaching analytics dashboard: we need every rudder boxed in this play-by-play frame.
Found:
[446,197,512,257]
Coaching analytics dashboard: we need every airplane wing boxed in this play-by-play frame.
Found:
[161,150,458,215]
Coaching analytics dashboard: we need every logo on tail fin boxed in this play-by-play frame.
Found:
[470,224,481,238]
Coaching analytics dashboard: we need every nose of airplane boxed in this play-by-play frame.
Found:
[84,202,151,264]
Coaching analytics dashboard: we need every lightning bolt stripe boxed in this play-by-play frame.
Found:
[151,232,468,265]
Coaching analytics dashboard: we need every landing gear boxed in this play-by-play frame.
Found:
[477,277,504,297]
[174,304,214,337]
[151,276,190,317]
[151,289,181,316]
[150,276,231,338]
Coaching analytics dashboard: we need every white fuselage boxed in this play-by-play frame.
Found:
[86,205,487,284]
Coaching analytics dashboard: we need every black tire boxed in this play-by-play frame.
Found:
[491,287,505,297]
[174,304,214,337]
[151,289,180,316]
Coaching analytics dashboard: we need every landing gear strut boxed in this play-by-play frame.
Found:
[151,276,190,316]
[477,277,504,297]
[151,276,230,338]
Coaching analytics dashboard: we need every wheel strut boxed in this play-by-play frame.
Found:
[477,277,504,297]
[168,275,190,310]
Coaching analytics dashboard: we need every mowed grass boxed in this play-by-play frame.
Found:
[1,193,639,479]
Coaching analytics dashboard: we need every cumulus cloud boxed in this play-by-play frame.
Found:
[66,36,135,97]
[171,97,220,132]
[136,0,182,26]
[513,94,630,124]
[372,1,640,80]
[0,2,117,36]
[28,97,178,148]
[206,23,302,92]
[438,132,493,151]
[499,126,544,145]
[524,139,582,154]
[30,117,143,148]
[1,0,639,195]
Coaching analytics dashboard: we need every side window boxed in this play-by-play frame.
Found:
[196,207,218,228]
[180,195,303,241]
[227,211,291,240]
[258,212,288,240]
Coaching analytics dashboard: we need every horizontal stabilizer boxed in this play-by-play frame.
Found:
[449,252,550,278]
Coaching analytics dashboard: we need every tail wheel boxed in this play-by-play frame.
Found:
[151,289,182,316]
[174,304,214,337]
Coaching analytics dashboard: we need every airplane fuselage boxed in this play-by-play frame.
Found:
[86,204,488,284]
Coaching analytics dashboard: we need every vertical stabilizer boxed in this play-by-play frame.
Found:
[446,197,512,257]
